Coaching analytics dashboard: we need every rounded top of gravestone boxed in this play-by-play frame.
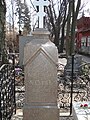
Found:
[32,28,50,36]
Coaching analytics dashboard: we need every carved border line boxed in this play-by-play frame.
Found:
[24,46,57,67]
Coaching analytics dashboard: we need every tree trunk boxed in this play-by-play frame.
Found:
[70,1,75,55]
[0,0,6,65]
[66,1,72,57]
[70,0,81,55]
[66,0,81,57]
[59,25,65,53]
[54,31,60,49]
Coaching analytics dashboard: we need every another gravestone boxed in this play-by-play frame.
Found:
[23,28,59,120]
[19,36,33,66]
[64,54,82,77]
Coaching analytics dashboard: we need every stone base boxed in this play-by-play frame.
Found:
[23,106,59,120]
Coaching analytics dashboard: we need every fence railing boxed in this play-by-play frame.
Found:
[0,64,16,120]
[58,56,90,116]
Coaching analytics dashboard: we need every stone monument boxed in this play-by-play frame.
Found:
[64,54,82,77]
[23,28,59,120]
[23,0,59,119]
[19,0,49,66]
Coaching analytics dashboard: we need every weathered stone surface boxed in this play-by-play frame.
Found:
[23,28,59,120]
[23,107,59,120]
[19,36,33,66]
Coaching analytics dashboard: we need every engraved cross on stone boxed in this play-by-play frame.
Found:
[33,0,49,28]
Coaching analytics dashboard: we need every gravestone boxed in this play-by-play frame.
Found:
[64,54,82,77]
[19,36,33,66]
[23,28,59,120]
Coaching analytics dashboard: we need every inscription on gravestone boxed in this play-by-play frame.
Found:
[29,79,51,86]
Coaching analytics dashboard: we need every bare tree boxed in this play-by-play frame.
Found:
[15,0,31,35]
[0,0,7,64]
[60,0,68,53]
[46,0,68,52]
[46,0,81,56]
[66,0,81,56]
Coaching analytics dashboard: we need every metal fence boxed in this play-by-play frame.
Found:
[0,53,25,120]
[58,55,90,116]
[0,64,16,120]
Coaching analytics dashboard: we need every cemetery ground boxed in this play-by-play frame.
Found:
[11,54,90,120]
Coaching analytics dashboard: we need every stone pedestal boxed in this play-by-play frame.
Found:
[23,28,59,120]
